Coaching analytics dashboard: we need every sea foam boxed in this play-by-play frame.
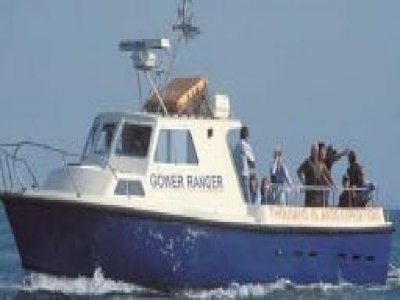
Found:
[20,268,147,296]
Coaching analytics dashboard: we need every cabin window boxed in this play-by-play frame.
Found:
[115,124,152,157]
[154,129,198,164]
[115,180,145,196]
[227,128,241,174]
[81,118,118,159]
[93,123,117,154]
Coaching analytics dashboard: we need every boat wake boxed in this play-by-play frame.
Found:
[182,264,400,299]
[18,268,155,297]
[4,264,400,298]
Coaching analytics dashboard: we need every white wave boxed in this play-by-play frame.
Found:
[4,264,400,298]
[181,263,400,299]
[181,279,389,299]
[182,279,293,299]
[19,268,149,296]
[385,263,400,288]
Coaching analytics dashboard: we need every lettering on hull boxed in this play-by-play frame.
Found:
[149,173,224,191]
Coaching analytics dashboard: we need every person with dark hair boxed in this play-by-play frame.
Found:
[338,175,354,207]
[347,150,364,188]
[326,145,349,174]
[260,177,273,205]
[318,141,326,154]
[240,126,249,140]
[233,126,256,203]
[317,143,336,204]
[346,150,365,206]
[249,174,259,204]
[297,143,322,207]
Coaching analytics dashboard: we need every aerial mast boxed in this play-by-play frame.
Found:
[119,0,201,115]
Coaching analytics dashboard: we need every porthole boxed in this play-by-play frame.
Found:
[308,251,318,257]
[352,254,361,261]
[366,255,375,262]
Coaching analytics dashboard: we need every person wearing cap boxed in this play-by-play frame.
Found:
[269,145,292,205]
[233,126,256,203]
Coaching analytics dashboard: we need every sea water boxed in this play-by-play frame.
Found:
[1,205,400,299]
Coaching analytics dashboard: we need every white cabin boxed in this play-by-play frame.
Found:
[36,110,389,229]
[42,111,250,210]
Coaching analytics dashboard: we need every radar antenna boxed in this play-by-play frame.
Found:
[119,39,171,115]
[119,0,201,115]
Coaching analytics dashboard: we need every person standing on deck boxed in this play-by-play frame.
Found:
[249,174,259,204]
[269,145,292,204]
[234,126,256,203]
[325,145,349,175]
[260,177,273,205]
[338,175,354,207]
[346,150,365,206]
[317,143,336,205]
[297,143,321,206]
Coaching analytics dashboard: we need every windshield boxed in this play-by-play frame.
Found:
[82,119,117,158]
[115,123,152,157]
[82,119,152,160]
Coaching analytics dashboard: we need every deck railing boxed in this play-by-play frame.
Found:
[253,183,377,208]
[0,141,117,197]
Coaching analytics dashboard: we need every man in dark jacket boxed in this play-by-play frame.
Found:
[297,143,321,207]
[346,150,364,187]
[346,150,365,206]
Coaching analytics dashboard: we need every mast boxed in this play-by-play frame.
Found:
[119,0,201,115]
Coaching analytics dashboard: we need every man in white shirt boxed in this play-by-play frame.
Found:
[234,126,256,203]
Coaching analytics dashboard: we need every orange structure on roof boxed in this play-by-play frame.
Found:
[145,77,207,115]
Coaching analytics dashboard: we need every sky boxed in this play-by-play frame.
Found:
[0,1,399,207]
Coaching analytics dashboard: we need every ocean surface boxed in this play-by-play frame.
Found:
[1,206,400,300]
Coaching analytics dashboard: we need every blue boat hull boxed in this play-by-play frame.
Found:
[1,193,393,289]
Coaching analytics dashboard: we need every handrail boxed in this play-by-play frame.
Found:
[0,140,117,197]
[10,141,81,158]
[255,183,377,208]
[0,147,39,191]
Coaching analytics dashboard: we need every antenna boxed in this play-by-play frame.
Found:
[173,0,200,42]
[120,1,201,115]
[119,39,171,115]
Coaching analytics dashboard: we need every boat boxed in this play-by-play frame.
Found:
[0,3,393,290]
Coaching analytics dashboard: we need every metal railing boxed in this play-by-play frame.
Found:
[0,146,37,192]
[250,183,378,208]
[0,140,117,197]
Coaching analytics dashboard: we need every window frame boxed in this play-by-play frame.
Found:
[114,122,153,158]
[153,128,199,166]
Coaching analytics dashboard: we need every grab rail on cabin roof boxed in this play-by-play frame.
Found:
[0,141,117,197]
